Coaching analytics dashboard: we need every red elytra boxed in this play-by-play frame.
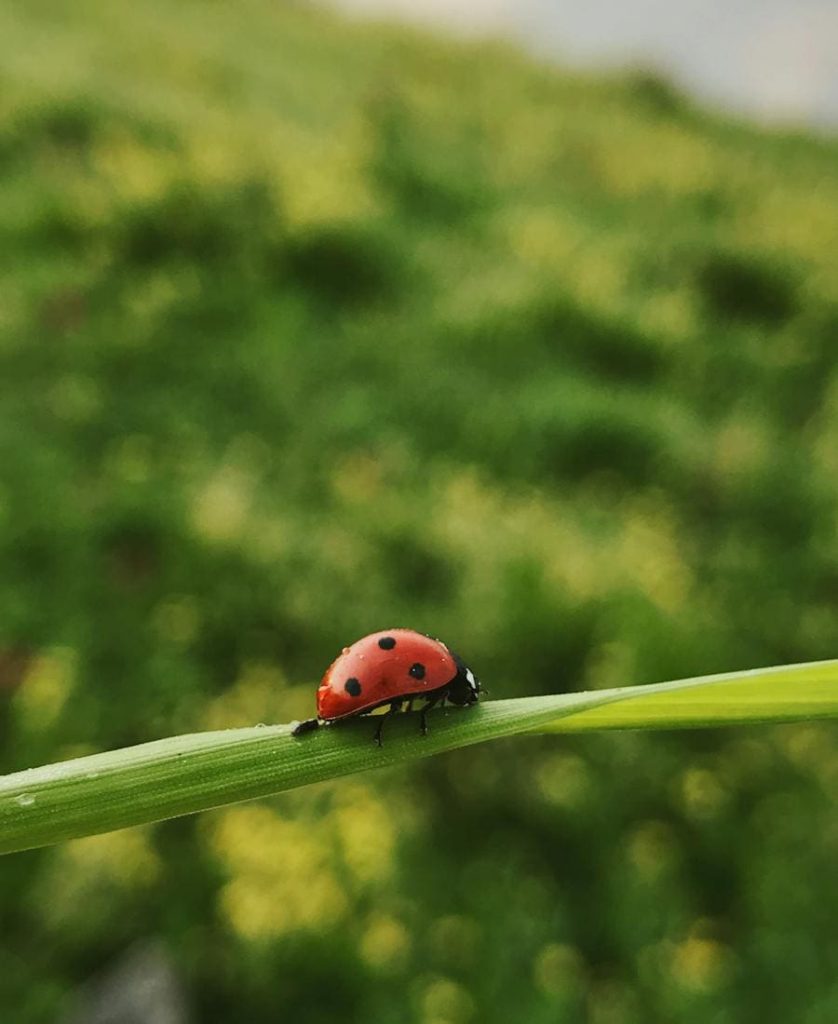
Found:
[292,629,480,744]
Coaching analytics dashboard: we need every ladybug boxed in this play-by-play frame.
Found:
[292,629,481,745]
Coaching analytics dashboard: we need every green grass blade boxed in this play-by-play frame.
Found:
[1,659,837,855]
[541,658,838,731]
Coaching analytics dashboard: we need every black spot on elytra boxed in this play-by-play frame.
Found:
[344,677,362,697]
[378,636,396,650]
[409,663,426,680]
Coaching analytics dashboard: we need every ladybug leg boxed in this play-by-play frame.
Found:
[373,700,403,747]
[292,718,320,737]
[404,698,414,714]
[419,697,441,736]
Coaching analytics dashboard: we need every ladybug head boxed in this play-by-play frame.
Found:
[446,653,481,707]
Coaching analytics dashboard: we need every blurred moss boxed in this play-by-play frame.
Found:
[695,251,800,326]
[283,221,407,309]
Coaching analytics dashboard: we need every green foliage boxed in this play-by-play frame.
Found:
[3,661,835,856]
[695,250,800,325]
[1,0,837,1021]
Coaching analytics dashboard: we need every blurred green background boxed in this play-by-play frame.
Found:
[1,1,838,1021]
